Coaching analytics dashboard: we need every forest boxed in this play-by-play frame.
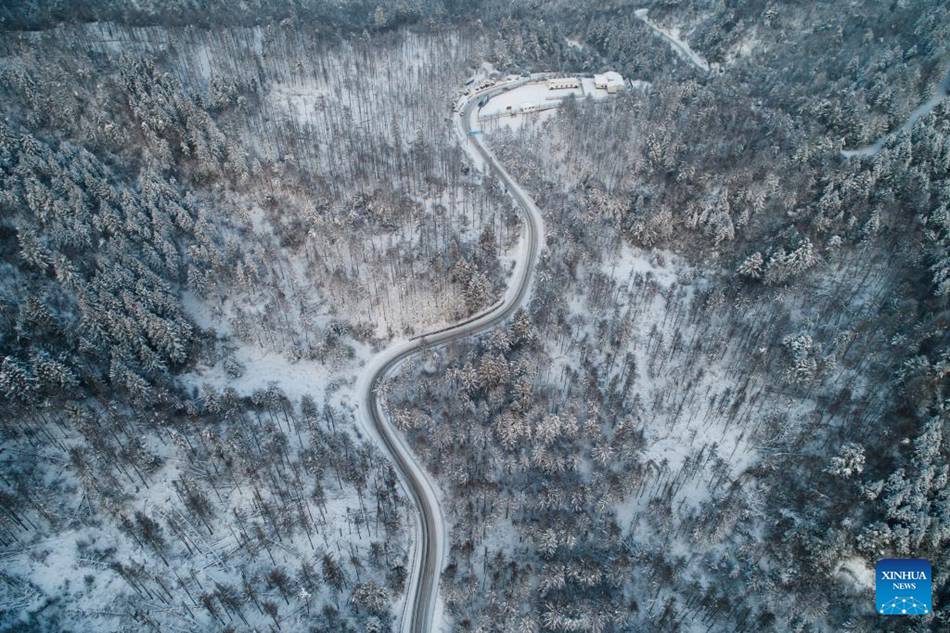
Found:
[1,0,948,632]
[0,11,515,633]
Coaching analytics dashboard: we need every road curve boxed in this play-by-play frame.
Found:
[356,78,546,633]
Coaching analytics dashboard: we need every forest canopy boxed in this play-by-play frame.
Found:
[1,0,948,632]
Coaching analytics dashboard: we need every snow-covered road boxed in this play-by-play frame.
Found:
[635,8,710,73]
[635,6,948,163]
[841,67,950,158]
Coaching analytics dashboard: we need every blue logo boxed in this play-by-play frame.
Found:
[876,559,931,615]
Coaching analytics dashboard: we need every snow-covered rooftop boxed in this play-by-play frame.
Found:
[594,71,625,89]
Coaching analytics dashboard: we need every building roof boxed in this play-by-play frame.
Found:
[594,71,625,89]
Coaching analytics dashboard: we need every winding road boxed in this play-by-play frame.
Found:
[841,67,950,158]
[360,25,944,631]
[356,78,546,633]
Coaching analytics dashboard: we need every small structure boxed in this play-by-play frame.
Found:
[520,103,540,113]
[594,71,625,93]
[546,77,580,90]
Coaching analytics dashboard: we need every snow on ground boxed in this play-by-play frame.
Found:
[636,9,710,73]
[182,342,334,401]
[602,245,687,289]
[9,527,132,619]
[255,41,518,341]
[552,243,759,528]
[836,556,875,590]
[480,80,608,117]
[480,108,558,132]
[268,79,328,125]
[353,338,457,633]
[842,88,949,157]
[478,79,612,131]
[480,82,570,117]
[182,282,383,404]
[477,61,498,79]
[178,71,537,632]
[2,375,402,631]
[178,291,417,627]
[725,27,761,65]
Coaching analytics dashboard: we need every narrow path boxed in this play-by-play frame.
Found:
[635,8,710,73]
[635,6,948,162]
[841,67,950,158]
[356,77,547,633]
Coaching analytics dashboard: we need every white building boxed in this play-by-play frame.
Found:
[547,77,580,90]
[520,103,540,113]
[594,71,625,93]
